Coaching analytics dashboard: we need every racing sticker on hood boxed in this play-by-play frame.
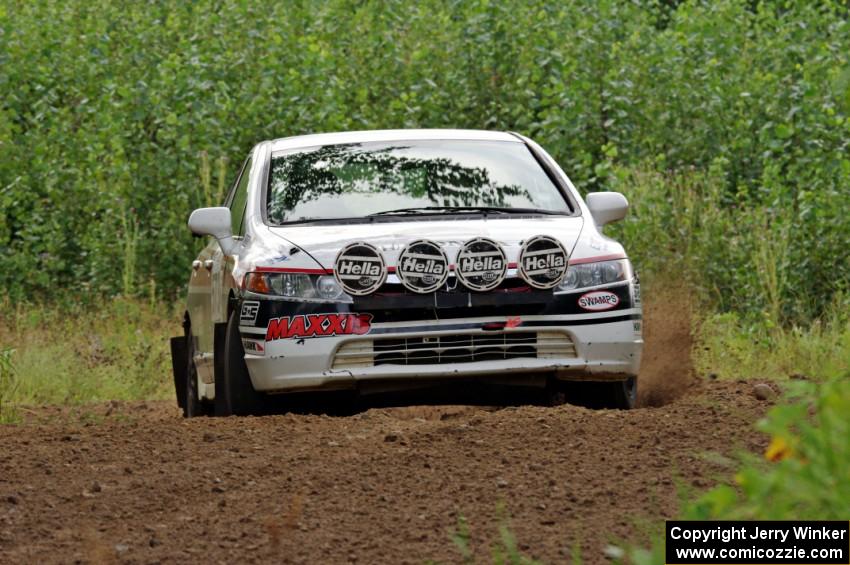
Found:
[396,239,450,293]
[455,237,508,292]
[266,313,373,341]
[577,290,620,311]
[518,235,568,289]
[333,242,387,295]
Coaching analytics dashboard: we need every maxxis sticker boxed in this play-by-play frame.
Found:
[577,290,620,311]
[266,313,373,341]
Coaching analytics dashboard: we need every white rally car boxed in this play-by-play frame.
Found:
[170,129,642,416]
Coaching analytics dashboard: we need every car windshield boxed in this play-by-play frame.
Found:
[266,140,571,223]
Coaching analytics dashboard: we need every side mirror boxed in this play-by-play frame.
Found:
[586,192,629,227]
[188,207,236,255]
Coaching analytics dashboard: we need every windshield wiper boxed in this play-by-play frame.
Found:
[368,206,566,216]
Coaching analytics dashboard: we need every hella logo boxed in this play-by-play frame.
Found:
[333,242,387,296]
[400,258,445,274]
[455,238,508,292]
[396,239,450,294]
[338,260,382,276]
[518,235,568,289]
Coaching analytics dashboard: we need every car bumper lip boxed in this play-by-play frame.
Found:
[246,357,641,393]
[241,312,643,393]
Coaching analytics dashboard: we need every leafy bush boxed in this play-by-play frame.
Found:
[607,165,850,325]
[1,0,848,323]
[622,374,850,564]
[697,376,850,519]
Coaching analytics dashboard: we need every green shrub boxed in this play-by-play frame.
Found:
[607,165,850,326]
[622,374,850,564]
[696,309,850,380]
[1,0,848,325]
[696,376,850,519]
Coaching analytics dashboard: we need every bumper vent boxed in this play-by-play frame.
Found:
[331,331,575,369]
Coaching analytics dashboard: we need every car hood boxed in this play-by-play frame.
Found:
[267,216,585,269]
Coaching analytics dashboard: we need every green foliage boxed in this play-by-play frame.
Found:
[0,348,18,423]
[450,516,475,565]
[1,0,848,324]
[447,513,544,565]
[694,376,850,519]
[621,375,850,564]
[0,298,176,406]
[696,308,850,380]
[608,164,850,325]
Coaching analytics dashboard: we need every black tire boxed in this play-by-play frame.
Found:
[215,310,266,416]
[561,377,637,410]
[608,377,637,410]
[184,331,212,418]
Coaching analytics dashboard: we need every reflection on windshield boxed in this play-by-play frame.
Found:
[267,140,569,223]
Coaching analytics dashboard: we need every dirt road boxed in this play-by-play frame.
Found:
[0,379,770,564]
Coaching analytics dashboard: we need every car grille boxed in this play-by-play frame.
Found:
[331,331,576,369]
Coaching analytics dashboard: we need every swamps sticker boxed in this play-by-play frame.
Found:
[266,313,373,341]
[578,290,620,311]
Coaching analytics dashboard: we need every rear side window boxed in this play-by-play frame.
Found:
[227,156,252,236]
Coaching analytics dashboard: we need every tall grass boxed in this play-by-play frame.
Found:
[608,166,849,327]
[0,348,18,423]
[0,297,177,407]
[198,151,229,208]
[697,309,850,381]
[119,205,140,297]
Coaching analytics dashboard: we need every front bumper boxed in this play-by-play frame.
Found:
[238,283,642,393]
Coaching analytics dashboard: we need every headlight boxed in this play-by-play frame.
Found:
[556,259,632,292]
[316,275,345,300]
[243,272,352,302]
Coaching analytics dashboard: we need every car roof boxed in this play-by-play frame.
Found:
[268,129,520,152]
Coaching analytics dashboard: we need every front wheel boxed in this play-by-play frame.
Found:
[562,377,637,410]
[215,310,267,416]
[608,377,637,409]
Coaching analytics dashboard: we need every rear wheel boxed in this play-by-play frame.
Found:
[215,310,266,416]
